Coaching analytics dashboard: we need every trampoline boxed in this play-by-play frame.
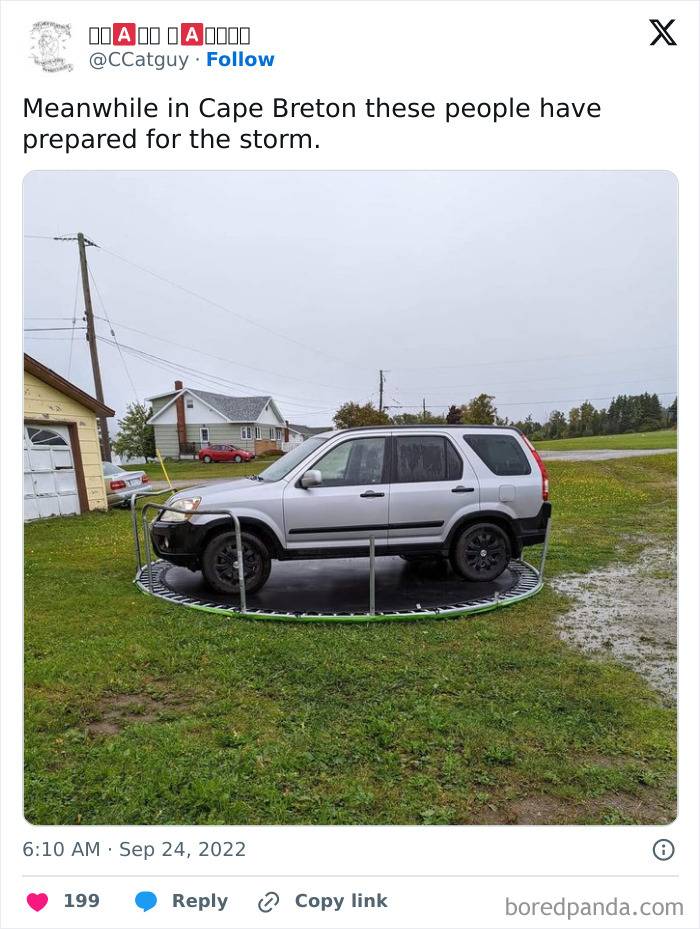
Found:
[132,495,549,622]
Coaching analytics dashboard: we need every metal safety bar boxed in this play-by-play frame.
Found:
[130,489,174,574]
[130,494,248,613]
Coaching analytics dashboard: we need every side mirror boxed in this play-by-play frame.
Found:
[300,469,323,489]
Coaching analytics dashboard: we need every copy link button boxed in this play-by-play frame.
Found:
[258,892,279,913]
[652,839,675,860]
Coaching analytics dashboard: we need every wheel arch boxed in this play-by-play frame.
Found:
[446,511,521,558]
[197,516,282,560]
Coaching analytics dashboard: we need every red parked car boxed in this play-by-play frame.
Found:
[198,444,255,463]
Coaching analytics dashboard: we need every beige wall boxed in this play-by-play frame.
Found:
[24,371,108,511]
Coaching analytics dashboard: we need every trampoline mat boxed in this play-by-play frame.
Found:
[157,556,525,614]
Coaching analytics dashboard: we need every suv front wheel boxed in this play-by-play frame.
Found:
[202,530,271,595]
[451,522,510,582]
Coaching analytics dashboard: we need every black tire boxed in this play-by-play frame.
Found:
[450,522,510,582]
[202,531,271,595]
[234,455,242,463]
[202,455,212,463]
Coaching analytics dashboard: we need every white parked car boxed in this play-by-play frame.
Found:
[103,461,151,508]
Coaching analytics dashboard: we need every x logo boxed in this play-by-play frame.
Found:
[650,19,677,45]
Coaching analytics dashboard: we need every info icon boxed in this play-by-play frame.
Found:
[652,839,675,861]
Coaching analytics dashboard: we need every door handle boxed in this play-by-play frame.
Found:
[360,490,385,498]
[451,486,475,493]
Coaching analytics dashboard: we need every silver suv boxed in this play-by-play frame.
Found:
[150,426,551,594]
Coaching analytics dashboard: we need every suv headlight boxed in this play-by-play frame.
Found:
[159,496,202,522]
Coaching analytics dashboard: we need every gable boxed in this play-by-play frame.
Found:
[148,391,230,426]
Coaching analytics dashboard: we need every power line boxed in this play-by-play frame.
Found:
[98,244,371,373]
[67,267,81,380]
[87,264,140,404]
[92,318,351,395]
[391,344,677,373]
[394,365,677,395]
[97,339,337,413]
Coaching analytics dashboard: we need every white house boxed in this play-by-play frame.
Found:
[147,381,288,457]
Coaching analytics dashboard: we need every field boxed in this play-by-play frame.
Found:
[25,455,677,825]
[536,429,677,452]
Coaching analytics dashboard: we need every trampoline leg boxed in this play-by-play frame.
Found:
[369,536,376,614]
[233,516,247,613]
[131,495,142,573]
[538,517,552,583]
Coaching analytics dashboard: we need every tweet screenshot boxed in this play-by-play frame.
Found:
[1,0,697,926]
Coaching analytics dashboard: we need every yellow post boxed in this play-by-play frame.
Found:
[155,449,173,489]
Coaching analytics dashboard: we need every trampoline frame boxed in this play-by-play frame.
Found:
[131,491,551,623]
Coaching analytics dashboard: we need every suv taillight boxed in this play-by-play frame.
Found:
[141,475,149,484]
[521,435,549,501]
[110,479,127,491]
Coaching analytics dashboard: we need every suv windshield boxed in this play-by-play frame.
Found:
[256,436,329,482]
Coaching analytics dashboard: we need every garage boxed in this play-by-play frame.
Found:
[24,354,115,519]
[24,424,81,520]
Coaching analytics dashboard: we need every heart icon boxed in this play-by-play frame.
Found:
[27,894,48,912]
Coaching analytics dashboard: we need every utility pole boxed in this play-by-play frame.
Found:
[422,398,426,422]
[57,233,111,461]
[379,369,385,413]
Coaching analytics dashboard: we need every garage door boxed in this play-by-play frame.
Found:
[24,425,81,520]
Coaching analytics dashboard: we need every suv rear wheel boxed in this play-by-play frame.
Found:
[202,530,271,595]
[451,522,510,582]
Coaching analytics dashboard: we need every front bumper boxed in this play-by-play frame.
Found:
[150,517,228,569]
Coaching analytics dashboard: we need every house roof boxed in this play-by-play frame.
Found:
[288,423,333,437]
[193,391,276,423]
[24,354,115,417]
[147,388,284,425]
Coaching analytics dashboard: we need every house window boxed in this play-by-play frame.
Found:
[269,428,275,439]
[186,398,194,409]
[200,427,210,445]
[241,426,252,440]
[276,429,282,441]
[255,427,261,440]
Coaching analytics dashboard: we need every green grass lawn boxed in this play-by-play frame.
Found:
[24,454,677,825]
[123,458,269,482]
[536,429,677,452]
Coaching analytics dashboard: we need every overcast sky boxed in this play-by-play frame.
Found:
[24,171,677,430]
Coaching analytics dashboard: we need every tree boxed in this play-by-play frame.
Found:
[544,409,568,439]
[568,406,581,437]
[667,397,677,427]
[459,394,499,425]
[445,404,462,424]
[333,401,392,430]
[112,402,156,462]
[393,411,446,425]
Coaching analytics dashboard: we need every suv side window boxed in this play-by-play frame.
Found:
[394,436,463,483]
[312,437,387,486]
[464,434,531,476]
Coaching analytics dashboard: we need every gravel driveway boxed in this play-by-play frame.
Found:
[540,448,675,462]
